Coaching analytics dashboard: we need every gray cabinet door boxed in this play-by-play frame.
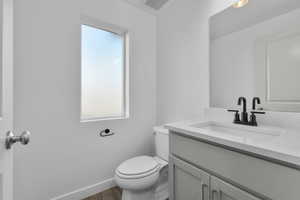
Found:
[169,156,210,200]
[210,176,263,200]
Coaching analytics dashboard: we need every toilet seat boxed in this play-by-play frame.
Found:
[116,156,160,179]
[115,127,169,200]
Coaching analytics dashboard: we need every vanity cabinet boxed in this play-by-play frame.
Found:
[170,156,262,200]
[169,131,300,200]
[210,176,262,200]
[170,156,210,200]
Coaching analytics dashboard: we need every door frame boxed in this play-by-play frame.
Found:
[0,0,14,199]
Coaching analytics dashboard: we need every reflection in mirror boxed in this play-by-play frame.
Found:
[210,0,300,112]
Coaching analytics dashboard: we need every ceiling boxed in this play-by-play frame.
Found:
[124,0,170,12]
[145,0,169,10]
[211,0,300,40]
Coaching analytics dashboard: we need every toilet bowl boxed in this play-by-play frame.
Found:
[115,127,169,200]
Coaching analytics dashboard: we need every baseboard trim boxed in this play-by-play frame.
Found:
[51,178,116,200]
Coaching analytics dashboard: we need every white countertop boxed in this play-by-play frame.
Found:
[165,120,300,168]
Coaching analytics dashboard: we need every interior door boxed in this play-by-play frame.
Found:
[0,0,14,199]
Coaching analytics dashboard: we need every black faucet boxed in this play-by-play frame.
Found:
[238,97,248,123]
[252,97,261,110]
[250,97,265,126]
[228,97,265,126]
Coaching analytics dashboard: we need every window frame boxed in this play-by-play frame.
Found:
[80,16,130,122]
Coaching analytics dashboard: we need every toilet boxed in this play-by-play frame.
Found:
[115,126,169,200]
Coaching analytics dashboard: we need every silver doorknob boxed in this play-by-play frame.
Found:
[5,131,30,149]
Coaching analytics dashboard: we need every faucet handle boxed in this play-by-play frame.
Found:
[228,109,239,114]
[251,111,266,115]
[249,111,265,126]
[227,110,240,123]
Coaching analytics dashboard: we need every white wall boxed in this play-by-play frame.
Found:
[156,0,233,124]
[12,0,238,198]
[211,7,300,109]
[14,0,156,199]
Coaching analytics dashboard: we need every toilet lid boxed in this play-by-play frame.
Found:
[117,156,159,176]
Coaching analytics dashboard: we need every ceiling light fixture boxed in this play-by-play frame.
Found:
[232,0,249,8]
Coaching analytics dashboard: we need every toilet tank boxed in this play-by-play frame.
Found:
[154,126,169,161]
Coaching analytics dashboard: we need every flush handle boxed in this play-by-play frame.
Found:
[5,131,31,149]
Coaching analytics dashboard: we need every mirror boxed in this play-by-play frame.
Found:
[0,0,3,117]
[210,0,300,112]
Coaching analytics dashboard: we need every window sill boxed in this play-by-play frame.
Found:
[80,116,129,123]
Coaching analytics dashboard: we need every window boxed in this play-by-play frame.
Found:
[81,21,129,121]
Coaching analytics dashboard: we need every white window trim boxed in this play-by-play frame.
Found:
[80,16,130,122]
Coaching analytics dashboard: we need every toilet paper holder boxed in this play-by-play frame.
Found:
[99,128,115,137]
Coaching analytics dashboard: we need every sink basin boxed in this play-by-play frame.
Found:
[190,121,283,144]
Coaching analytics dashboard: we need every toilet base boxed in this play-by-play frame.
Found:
[122,187,155,200]
[121,183,168,200]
